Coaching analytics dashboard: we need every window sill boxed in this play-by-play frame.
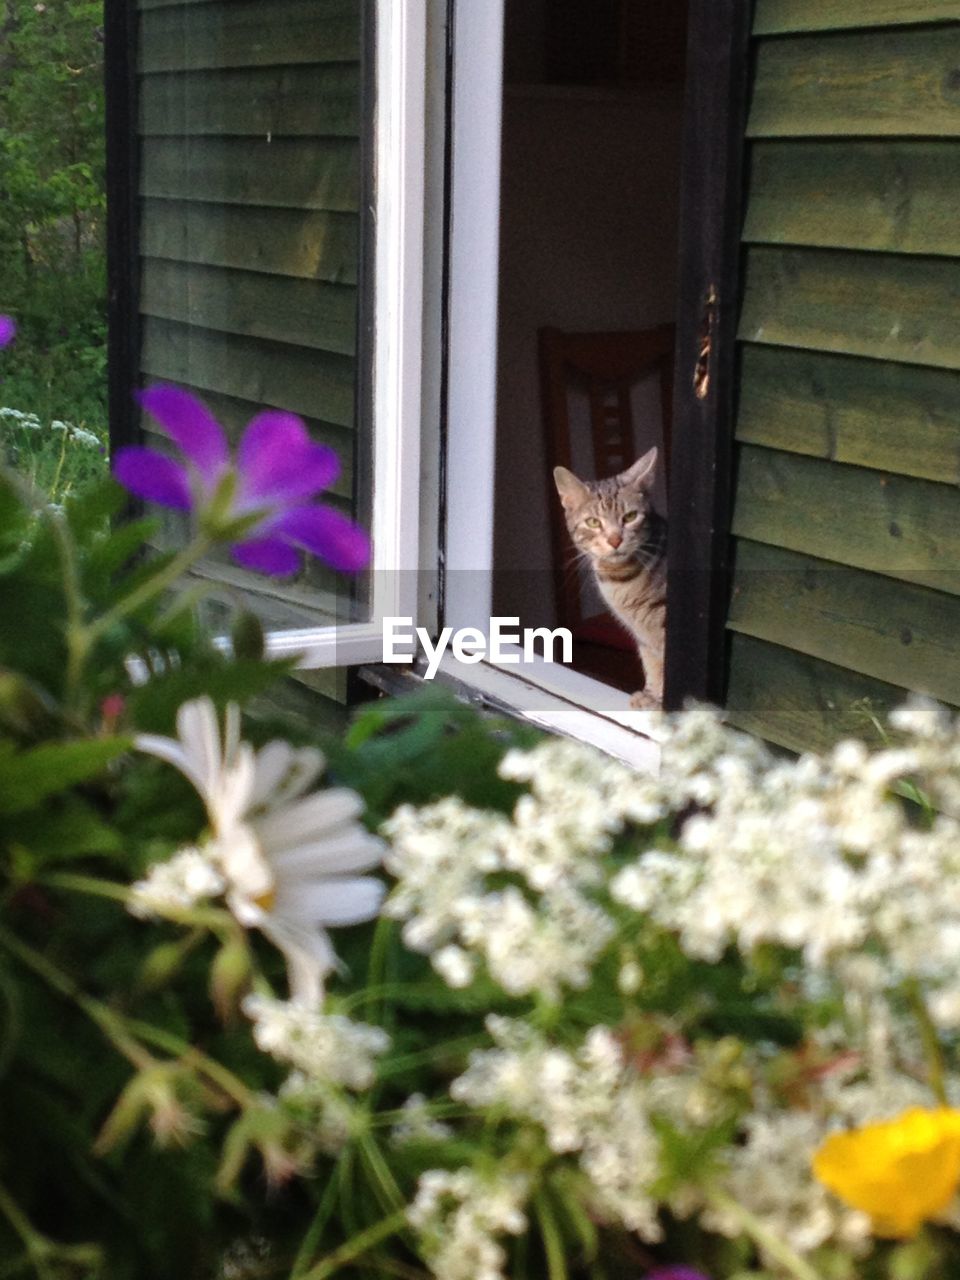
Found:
[361,649,661,771]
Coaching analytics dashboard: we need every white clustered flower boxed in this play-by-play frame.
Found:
[43,418,100,446]
[383,747,632,997]
[277,1074,359,1152]
[821,1067,960,1130]
[128,846,225,918]
[407,1167,529,1280]
[498,739,642,887]
[459,883,615,999]
[243,994,388,1091]
[704,1111,872,1260]
[0,407,41,430]
[383,797,509,952]
[452,1018,662,1239]
[605,699,960,1028]
[432,945,476,989]
[390,1093,454,1146]
[69,425,101,447]
[382,718,781,999]
[136,698,386,1006]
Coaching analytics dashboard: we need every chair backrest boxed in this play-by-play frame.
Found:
[539,324,675,632]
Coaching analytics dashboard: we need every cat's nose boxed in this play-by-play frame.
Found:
[608,533,623,549]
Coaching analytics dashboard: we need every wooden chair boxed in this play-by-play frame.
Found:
[539,324,674,652]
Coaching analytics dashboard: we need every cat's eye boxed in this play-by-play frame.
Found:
[623,511,638,524]
[585,517,601,529]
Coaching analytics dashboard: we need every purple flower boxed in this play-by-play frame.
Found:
[646,1270,711,1280]
[113,385,370,577]
[0,315,16,348]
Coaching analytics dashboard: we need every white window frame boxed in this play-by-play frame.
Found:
[259,0,427,671]
[253,0,661,769]
[438,0,661,767]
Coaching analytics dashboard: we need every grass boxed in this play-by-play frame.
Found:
[1,253,109,504]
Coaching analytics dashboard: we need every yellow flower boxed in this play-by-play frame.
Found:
[812,1107,960,1238]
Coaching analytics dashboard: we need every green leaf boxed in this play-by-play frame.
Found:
[0,736,129,815]
[127,659,293,734]
[5,794,124,859]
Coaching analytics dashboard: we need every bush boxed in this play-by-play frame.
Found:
[5,383,960,1280]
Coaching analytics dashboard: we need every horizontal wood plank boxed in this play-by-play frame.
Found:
[141,200,358,285]
[748,27,960,136]
[141,317,356,427]
[736,344,960,484]
[139,388,355,499]
[139,0,220,9]
[188,552,352,623]
[140,0,360,73]
[141,64,360,137]
[744,140,960,255]
[732,444,960,594]
[729,539,960,706]
[725,633,908,753]
[738,245,960,370]
[754,1,960,34]
[140,137,359,212]
[141,259,357,357]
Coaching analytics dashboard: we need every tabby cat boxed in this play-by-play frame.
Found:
[553,447,666,707]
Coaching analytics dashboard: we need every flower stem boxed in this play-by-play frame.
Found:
[63,533,214,701]
[124,1015,255,1109]
[0,1180,55,1277]
[369,1100,468,1128]
[905,979,948,1106]
[46,506,87,705]
[706,1188,824,1280]
[535,1190,569,1280]
[297,1208,408,1280]
[89,534,214,640]
[0,924,253,1109]
[291,1159,347,1278]
[365,916,395,1031]
[0,922,152,1071]
[43,868,235,933]
[357,1131,405,1213]
[40,871,131,903]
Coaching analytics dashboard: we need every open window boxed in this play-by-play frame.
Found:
[439,0,749,759]
[107,0,749,759]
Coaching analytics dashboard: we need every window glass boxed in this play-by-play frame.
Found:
[135,0,372,629]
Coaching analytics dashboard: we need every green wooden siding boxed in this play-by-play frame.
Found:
[753,1,960,35]
[727,7,960,751]
[136,0,364,630]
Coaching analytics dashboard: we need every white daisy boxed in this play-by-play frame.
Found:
[136,697,385,1005]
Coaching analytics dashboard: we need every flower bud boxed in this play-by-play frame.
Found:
[137,939,192,993]
[210,936,253,1023]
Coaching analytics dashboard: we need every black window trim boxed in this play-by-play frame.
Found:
[664,0,752,710]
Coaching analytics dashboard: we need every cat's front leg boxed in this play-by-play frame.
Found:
[629,646,663,709]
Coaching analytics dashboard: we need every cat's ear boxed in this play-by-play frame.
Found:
[620,447,658,492]
[553,466,591,510]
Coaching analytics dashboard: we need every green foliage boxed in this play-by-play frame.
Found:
[1,0,108,494]
[0,471,547,1278]
[6,463,959,1280]
[330,686,539,824]
[0,476,304,1276]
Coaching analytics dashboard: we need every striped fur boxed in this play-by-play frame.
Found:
[553,448,666,706]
